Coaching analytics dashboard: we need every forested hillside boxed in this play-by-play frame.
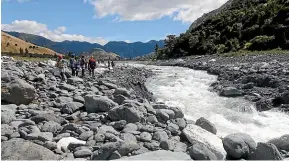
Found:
[156,0,289,59]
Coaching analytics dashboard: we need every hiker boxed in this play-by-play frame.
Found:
[56,55,68,81]
[111,60,115,68]
[79,55,87,77]
[108,60,111,69]
[88,56,96,77]
[74,57,80,77]
[69,54,76,76]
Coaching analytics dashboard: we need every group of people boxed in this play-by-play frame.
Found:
[56,54,115,81]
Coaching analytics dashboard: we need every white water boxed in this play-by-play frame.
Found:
[131,63,289,142]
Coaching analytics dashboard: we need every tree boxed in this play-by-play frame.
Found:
[19,48,23,54]
[155,43,159,53]
[25,48,29,54]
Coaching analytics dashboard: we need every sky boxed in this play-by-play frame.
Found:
[1,0,228,45]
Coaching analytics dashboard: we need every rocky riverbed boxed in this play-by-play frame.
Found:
[1,57,289,160]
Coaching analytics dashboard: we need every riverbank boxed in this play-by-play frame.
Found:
[1,57,288,160]
[147,53,289,113]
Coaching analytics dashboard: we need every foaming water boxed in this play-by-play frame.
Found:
[131,63,289,142]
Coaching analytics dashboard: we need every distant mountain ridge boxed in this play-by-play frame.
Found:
[4,31,165,58]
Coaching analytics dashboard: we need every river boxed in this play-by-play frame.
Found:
[128,63,289,142]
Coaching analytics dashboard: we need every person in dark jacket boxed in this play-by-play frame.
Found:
[79,55,87,77]
[88,56,96,77]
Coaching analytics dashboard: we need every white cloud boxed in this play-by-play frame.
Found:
[2,20,108,45]
[86,0,228,23]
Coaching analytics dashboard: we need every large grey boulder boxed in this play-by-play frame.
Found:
[84,95,118,113]
[268,134,289,151]
[59,83,76,91]
[41,121,63,133]
[2,138,58,160]
[182,124,226,160]
[91,142,122,160]
[62,102,84,114]
[195,117,217,134]
[2,79,36,105]
[118,150,191,160]
[67,77,83,84]
[113,88,131,97]
[188,142,217,160]
[220,87,244,97]
[222,133,257,159]
[31,113,66,124]
[248,142,283,160]
[108,104,144,123]
[1,104,17,124]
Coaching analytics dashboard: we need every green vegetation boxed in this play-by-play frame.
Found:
[156,0,289,59]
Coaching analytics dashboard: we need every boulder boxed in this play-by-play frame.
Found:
[248,142,283,160]
[118,150,191,160]
[108,104,143,123]
[2,79,36,105]
[1,104,17,124]
[62,102,84,114]
[84,95,118,113]
[67,77,83,84]
[113,88,131,97]
[31,113,66,124]
[189,142,217,160]
[74,149,92,158]
[140,132,152,142]
[79,131,94,141]
[153,130,168,141]
[73,95,85,104]
[268,134,289,151]
[91,142,121,160]
[41,121,63,133]
[2,138,58,160]
[155,109,175,122]
[118,142,140,156]
[182,124,226,160]
[195,117,217,134]
[59,83,76,91]
[122,123,138,133]
[222,133,257,159]
[220,87,244,97]
[112,120,127,130]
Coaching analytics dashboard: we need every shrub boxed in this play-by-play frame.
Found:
[248,35,276,50]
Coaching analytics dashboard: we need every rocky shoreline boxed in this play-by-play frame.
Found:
[1,57,289,160]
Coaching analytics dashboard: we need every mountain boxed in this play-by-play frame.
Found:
[5,31,165,58]
[85,48,120,60]
[1,31,58,56]
[104,40,165,58]
[156,0,289,59]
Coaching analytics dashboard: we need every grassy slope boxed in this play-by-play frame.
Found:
[1,31,58,55]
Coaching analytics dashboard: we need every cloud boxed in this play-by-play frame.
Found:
[86,0,228,23]
[2,20,108,45]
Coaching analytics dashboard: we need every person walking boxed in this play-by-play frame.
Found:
[79,55,87,77]
[108,60,111,70]
[74,57,80,77]
[69,54,76,76]
[111,60,115,68]
[88,56,96,77]
[56,55,68,81]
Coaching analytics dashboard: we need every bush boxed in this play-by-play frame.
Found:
[248,35,276,50]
